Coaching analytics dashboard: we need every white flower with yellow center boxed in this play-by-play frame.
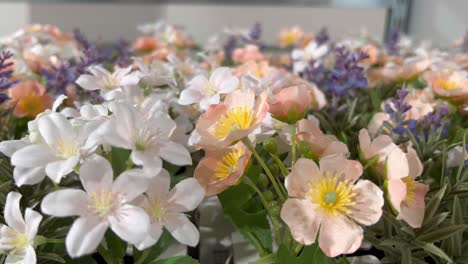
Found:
[41,155,150,258]
[10,112,94,184]
[135,169,204,250]
[281,156,384,257]
[179,67,239,110]
[291,41,328,74]
[97,102,192,175]
[76,65,140,101]
[0,192,42,264]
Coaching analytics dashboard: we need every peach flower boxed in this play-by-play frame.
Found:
[277,26,304,47]
[424,70,468,103]
[268,85,314,123]
[194,89,269,149]
[133,36,159,52]
[386,147,428,228]
[367,59,431,87]
[232,45,265,64]
[281,156,384,257]
[296,119,348,158]
[8,81,53,118]
[194,142,251,196]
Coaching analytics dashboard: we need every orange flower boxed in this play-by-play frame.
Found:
[424,70,468,104]
[133,36,159,53]
[194,142,251,196]
[194,89,269,149]
[8,81,53,118]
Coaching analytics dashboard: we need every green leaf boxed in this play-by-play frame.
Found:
[419,212,449,233]
[111,147,131,177]
[416,225,468,243]
[249,254,276,264]
[423,184,447,225]
[338,257,350,264]
[135,231,174,264]
[218,165,273,253]
[105,230,126,260]
[451,196,463,256]
[402,247,412,264]
[38,253,66,263]
[150,256,198,264]
[414,241,452,263]
[276,244,333,264]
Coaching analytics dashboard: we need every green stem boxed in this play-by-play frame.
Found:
[271,154,289,176]
[242,138,286,202]
[46,238,64,244]
[293,243,304,255]
[289,124,297,166]
[245,231,268,257]
[98,246,121,264]
[135,249,150,264]
[244,177,283,244]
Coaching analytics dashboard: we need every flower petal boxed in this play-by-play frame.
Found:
[38,112,76,147]
[79,154,114,193]
[4,192,25,232]
[13,167,46,186]
[0,140,28,157]
[350,180,384,226]
[24,209,42,241]
[319,155,363,183]
[146,169,171,199]
[406,147,423,178]
[285,158,319,198]
[76,75,100,91]
[134,223,163,251]
[164,213,199,247]
[280,198,321,245]
[41,189,87,217]
[167,178,205,213]
[386,147,409,180]
[109,205,150,245]
[45,155,79,183]
[159,141,192,166]
[318,216,363,257]
[178,88,203,106]
[386,179,407,213]
[398,182,429,228]
[66,216,108,258]
[11,144,55,168]
[112,169,148,201]
[23,246,37,264]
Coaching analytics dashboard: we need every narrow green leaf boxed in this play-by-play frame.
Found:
[402,247,412,264]
[419,212,449,233]
[38,253,66,263]
[105,231,126,260]
[249,254,276,264]
[414,241,452,263]
[416,225,468,243]
[150,256,199,264]
[423,184,447,225]
[451,196,463,256]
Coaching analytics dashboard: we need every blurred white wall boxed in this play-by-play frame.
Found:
[409,0,468,47]
[0,3,29,39]
[0,2,387,43]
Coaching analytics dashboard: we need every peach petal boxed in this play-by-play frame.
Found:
[386,147,409,180]
[319,155,363,183]
[350,180,384,226]
[406,147,423,178]
[285,158,319,198]
[280,198,321,245]
[386,179,407,213]
[318,216,363,257]
[398,182,428,228]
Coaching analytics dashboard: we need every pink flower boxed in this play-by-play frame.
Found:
[232,45,265,64]
[281,156,383,257]
[133,36,160,52]
[8,81,53,118]
[268,85,314,123]
[297,119,348,158]
[424,70,468,104]
[194,142,251,196]
[368,58,431,87]
[194,89,269,149]
[386,147,428,228]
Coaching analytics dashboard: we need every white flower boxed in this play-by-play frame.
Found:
[178,67,239,110]
[447,146,467,168]
[10,112,95,184]
[41,155,150,258]
[291,41,328,74]
[135,58,175,87]
[98,102,192,174]
[0,192,42,264]
[76,65,140,100]
[135,170,204,250]
[167,54,201,81]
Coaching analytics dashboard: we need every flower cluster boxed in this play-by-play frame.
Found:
[0,22,467,264]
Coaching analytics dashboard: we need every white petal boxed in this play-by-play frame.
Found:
[45,156,79,183]
[52,95,68,112]
[165,213,199,247]
[151,112,176,138]
[23,246,37,264]
[5,192,25,232]
[159,141,192,166]
[66,217,108,258]
[112,169,148,201]
[131,151,162,175]
[38,112,76,147]
[218,77,239,94]
[209,67,231,88]
[134,223,162,251]
[24,209,42,241]
[0,140,28,157]
[79,154,114,193]
[76,75,100,91]
[11,145,56,168]
[109,205,150,245]
[146,169,171,199]
[120,74,140,87]
[41,189,87,217]
[167,178,204,213]
[178,88,203,106]
[13,167,46,186]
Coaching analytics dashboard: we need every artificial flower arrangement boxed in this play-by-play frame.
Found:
[0,21,467,264]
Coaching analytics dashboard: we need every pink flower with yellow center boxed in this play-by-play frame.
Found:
[281,156,384,257]
[8,81,53,118]
[386,147,429,228]
[277,26,304,47]
[424,70,468,104]
[232,45,265,64]
[194,142,251,196]
[296,119,349,159]
[194,89,269,149]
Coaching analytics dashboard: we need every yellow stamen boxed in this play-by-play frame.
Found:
[214,149,244,179]
[101,75,120,90]
[307,171,357,217]
[56,139,79,158]
[436,79,458,91]
[145,196,167,223]
[88,191,119,217]
[212,106,254,139]
[3,227,29,255]
[402,176,416,204]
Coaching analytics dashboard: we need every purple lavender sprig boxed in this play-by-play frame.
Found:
[421,105,450,140]
[114,39,132,68]
[386,28,400,55]
[382,89,417,140]
[0,50,18,103]
[302,60,325,84]
[41,61,76,94]
[315,27,329,46]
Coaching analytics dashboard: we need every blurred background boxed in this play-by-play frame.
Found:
[0,0,467,47]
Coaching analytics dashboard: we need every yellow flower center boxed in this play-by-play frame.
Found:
[307,172,357,217]
[212,106,254,139]
[201,83,217,96]
[17,96,47,117]
[402,176,416,204]
[88,191,120,217]
[3,228,29,255]
[145,196,167,223]
[101,75,120,90]
[281,32,299,46]
[56,139,79,158]
[436,79,459,91]
[214,148,244,179]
